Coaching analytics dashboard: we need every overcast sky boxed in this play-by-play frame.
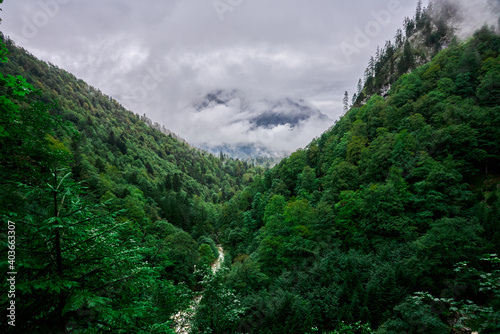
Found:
[1,0,497,153]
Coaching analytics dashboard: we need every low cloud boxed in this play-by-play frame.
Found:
[171,91,333,156]
[1,0,498,154]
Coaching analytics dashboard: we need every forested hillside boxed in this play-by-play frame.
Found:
[0,29,262,333]
[205,25,500,334]
[354,0,462,104]
[2,0,500,333]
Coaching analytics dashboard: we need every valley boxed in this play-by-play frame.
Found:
[1,0,500,333]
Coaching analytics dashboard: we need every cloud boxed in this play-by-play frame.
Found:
[1,0,497,154]
[453,0,500,37]
[169,90,333,156]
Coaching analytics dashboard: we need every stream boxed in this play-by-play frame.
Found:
[172,245,224,333]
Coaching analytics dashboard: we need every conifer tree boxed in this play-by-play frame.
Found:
[343,91,349,113]
[395,28,404,48]
[398,40,414,75]
[368,56,375,76]
[415,0,423,28]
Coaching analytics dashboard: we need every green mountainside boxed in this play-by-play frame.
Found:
[0,32,261,333]
[1,0,500,333]
[210,26,500,334]
[354,0,480,104]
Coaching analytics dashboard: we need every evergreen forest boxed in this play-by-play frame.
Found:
[1,1,499,333]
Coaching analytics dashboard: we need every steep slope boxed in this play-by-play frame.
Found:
[196,25,500,333]
[1,0,499,332]
[0,32,260,333]
[354,0,478,105]
[0,33,260,224]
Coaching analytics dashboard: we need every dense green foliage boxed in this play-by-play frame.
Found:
[1,0,500,332]
[356,0,463,104]
[203,26,500,333]
[0,30,261,332]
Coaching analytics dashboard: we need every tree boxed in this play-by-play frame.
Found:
[0,45,70,182]
[415,0,423,28]
[383,255,500,333]
[199,243,216,267]
[476,56,500,106]
[404,17,416,38]
[328,161,360,194]
[379,294,450,333]
[192,269,246,333]
[398,40,414,75]
[2,170,185,332]
[395,28,404,48]
[164,228,199,286]
[0,40,188,332]
[368,56,375,76]
[343,91,349,113]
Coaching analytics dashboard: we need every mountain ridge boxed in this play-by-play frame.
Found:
[187,89,332,159]
[1,0,500,332]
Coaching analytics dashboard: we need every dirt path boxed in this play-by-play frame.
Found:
[210,246,224,273]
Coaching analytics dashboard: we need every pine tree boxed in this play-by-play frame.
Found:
[357,78,363,96]
[398,40,414,75]
[364,67,372,84]
[415,0,423,28]
[385,40,393,57]
[364,67,374,94]
[395,28,404,48]
[368,56,375,76]
[343,91,349,113]
[404,17,416,38]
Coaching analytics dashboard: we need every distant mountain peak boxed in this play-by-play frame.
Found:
[249,97,330,130]
[187,89,333,159]
[193,89,243,111]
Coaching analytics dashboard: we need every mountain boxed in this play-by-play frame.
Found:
[354,0,469,106]
[189,1,500,332]
[2,0,500,333]
[193,89,330,129]
[0,33,263,333]
[208,24,500,332]
[189,89,332,159]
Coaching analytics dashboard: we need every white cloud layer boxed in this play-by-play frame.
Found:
[1,0,498,154]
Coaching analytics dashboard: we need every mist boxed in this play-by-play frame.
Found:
[0,0,499,156]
